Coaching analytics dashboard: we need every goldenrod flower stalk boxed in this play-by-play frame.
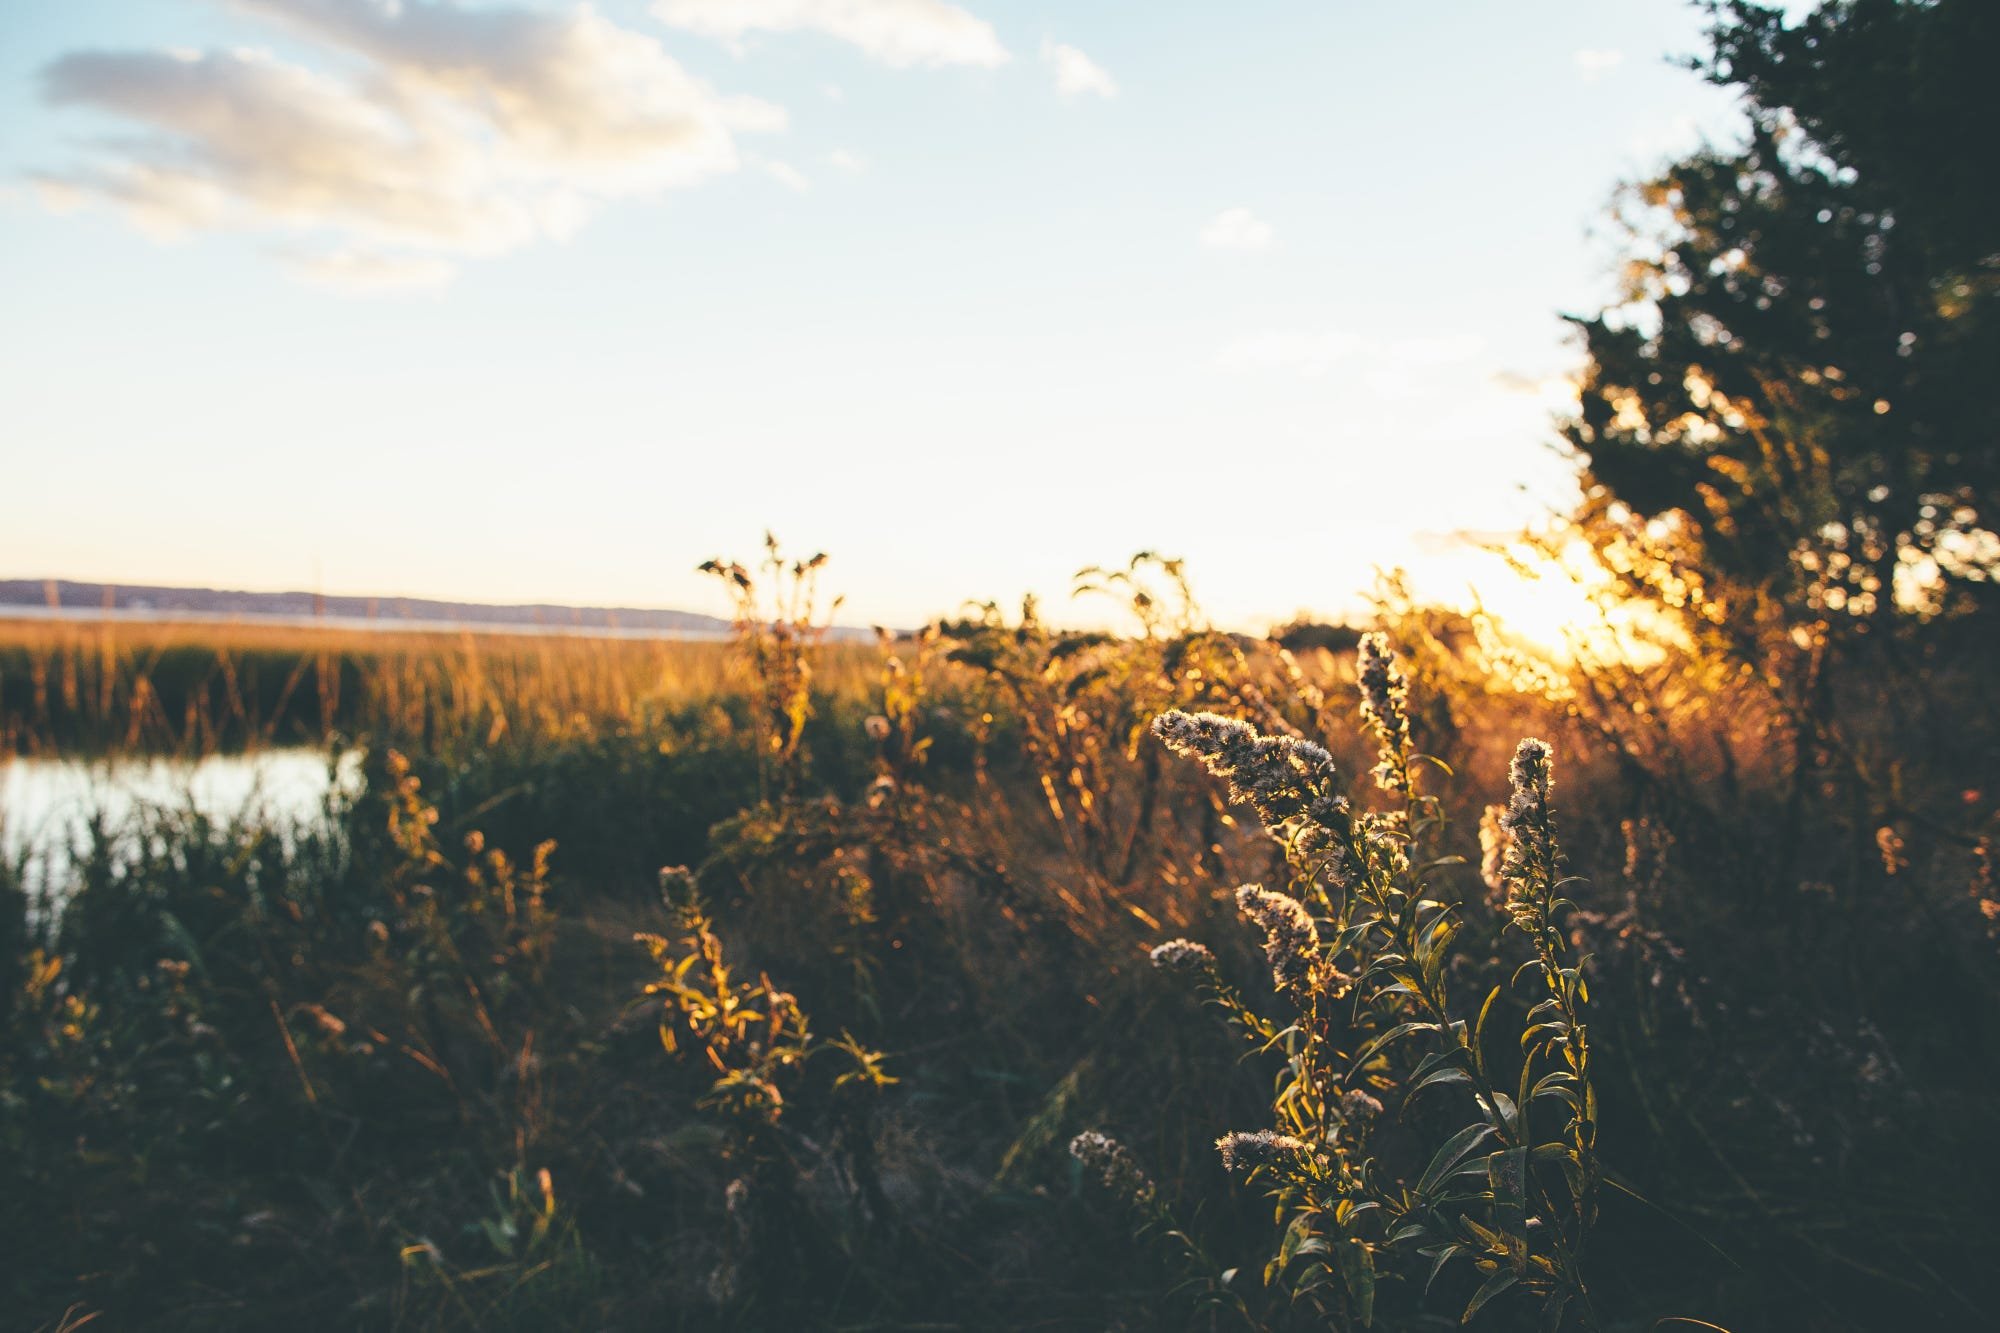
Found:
[1148,938,1216,972]
[1356,632,1412,792]
[1498,738,1560,930]
[1152,709,1354,886]
[1151,710,1333,824]
[1338,1087,1384,1130]
[1069,1130,1156,1208]
[1235,883,1320,992]
[1216,1129,1319,1175]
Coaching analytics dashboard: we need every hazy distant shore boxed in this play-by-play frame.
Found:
[0,603,741,642]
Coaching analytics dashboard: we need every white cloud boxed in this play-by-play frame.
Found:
[765,159,810,191]
[1573,48,1624,81]
[1199,206,1273,251]
[33,1,783,276]
[826,147,867,171]
[1040,39,1115,100]
[654,0,1008,68]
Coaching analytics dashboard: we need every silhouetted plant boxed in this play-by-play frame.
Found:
[1122,636,1604,1327]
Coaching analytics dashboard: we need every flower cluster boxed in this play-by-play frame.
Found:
[1152,711,1336,826]
[1356,632,1412,790]
[1338,1087,1385,1131]
[1153,710,1353,884]
[1148,938,1216,972]
[1235,884,1320,992]
[1502,738,1554,830]
[1496,738,1560,927]
[1070,1130,1156,1208]
[1216,1129,1320,1176]
[659,864,703,930]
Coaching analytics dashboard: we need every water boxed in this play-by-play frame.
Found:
[0,748,363,902]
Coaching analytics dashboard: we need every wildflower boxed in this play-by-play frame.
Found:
[1070,1130,1157,1207]
[1216,1129,1319,1175]
[1357,633,1411,789]
[1501,738,1554,834]
[1235,884,1319,991]
[864,714,892,743]
[1338,1087,1384,1131]
[1153,710,1336,827]
[1149,938,1215,972]
[1496,739,1564,930]
[1291,796,1356,890]
[659,864,703,928]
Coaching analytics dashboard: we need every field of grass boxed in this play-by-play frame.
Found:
[0,616,889,758]
[2,560,1997,1331]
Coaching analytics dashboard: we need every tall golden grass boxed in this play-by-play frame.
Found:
[0,616,886,757]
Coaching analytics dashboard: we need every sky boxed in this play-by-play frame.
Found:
[0,0,1750,633]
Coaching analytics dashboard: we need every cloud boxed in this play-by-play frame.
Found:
[654,0,1008,68]
[1199,206,1273,251]
[1573,48,1623,81]
[1040,39,1115,99]
[32,1,784,275]
[826,147,866,171]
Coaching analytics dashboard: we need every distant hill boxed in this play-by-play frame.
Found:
[0,578,755,639]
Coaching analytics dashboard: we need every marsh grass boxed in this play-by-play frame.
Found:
[2,548,1997,1330]
[0,616,883,759]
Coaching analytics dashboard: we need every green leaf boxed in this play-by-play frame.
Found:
[1337,1239,1377,1326]
[1424,1244,1465,1296]
[1414,1065,1473,1096]
[1350,1020,1439,1072]
[1473,985,1501,1073]
[1419,1122,1498,1197]
[1462,1270,1518,1322]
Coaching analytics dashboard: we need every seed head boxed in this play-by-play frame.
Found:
[1216,1129,1318,1175]
[1357,633,1412,789]
[1149,938,1216,972]
[1235,884,1320,991]
[1070,1130,1156,1207]
[1153,710,1337,829]
[1501,738,1554,833]
[1497,740,1563,928]
[1339,1087,1385,1130]
[659,864,703,928]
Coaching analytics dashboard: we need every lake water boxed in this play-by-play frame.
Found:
[0,749,362,902]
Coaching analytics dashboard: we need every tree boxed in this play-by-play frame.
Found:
[1563,0,1999,638]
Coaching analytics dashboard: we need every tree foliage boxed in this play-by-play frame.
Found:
[1564,0,1999,634]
